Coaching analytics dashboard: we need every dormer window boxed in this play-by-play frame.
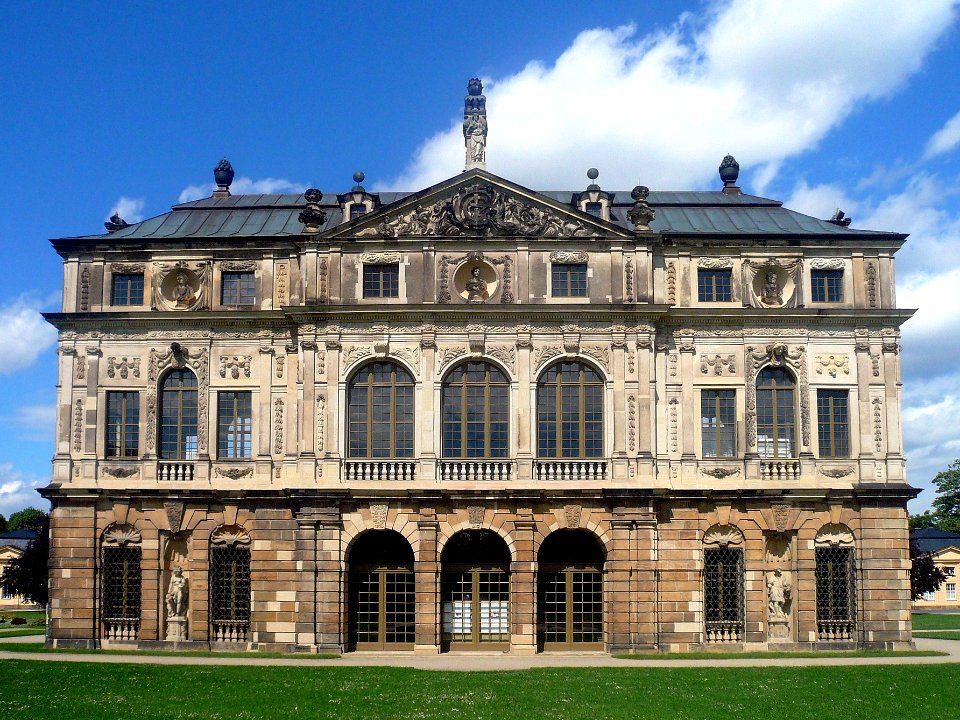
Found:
[585,202,603,218]
[339,171,379,225]
[350,205,367,220]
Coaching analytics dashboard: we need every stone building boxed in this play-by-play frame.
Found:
[43,80,916,653]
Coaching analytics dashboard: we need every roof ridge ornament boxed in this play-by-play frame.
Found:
[719,154,741,195]
[213,158,235,198]
[463,78,487,171]
[628,185,655,232]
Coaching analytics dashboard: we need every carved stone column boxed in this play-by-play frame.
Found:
[324,337,342,464]
[678,338,697,461]
[414,516,440,653]
[284,343,298,460]
[636,333,654,459]
[510,517,537,654]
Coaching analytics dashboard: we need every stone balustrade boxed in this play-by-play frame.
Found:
[704,620,743,643]
[157,461,195,482]
[760,460,800,481]
[212,620,249,643]
[438,460,514,482]
[102,617,139,641]
[817,620,855,641]
[344,460,417,482]
[535,460,608,482]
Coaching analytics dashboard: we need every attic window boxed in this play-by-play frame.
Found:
[350,205,367,221]
[585,202,603,218]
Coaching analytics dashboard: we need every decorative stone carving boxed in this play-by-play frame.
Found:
[815,523,854,547]
[318,257,328,303]
[342,344,373,369]
[219,355,252,379]
[360,251,401,264]
[439,346,467,372]
[146,344,208,454]
[772,504,791,533]
[273,398,284,455]
[164,502,184,532]
[628,185,655,230]
[214,467,253,479]
[866,263,878,308]
[745,344,808,450]
[73,399,83,453]
[870,352,880,377]
[487,345,516,374]
[699,354,736,375]
[275,262,288,306]
[316,395,325,452]
[666,262,676,304]
[624,256,634,302]
[810,258,845,270]
[276,356,285,379]
[151,261,210,311]
[107,357,141,379]
[211,525,251,546]
[298,189,327,232]
[165,566,189,641]
[668,353,678,377]
[873,397,883,452]
[79,266,90,311]
[698,257,734,269]
[220,260,257,272]
[628,394,637,453]
[110,262,145,273]
[371,504,388,530]
[102,466,139,478]
[700,466,741,479]
[463,77,487,169]
[814,354,848,377]
[550,251,587,263]
[766,569,792,619]
[564,504,582,529]
[74,354,86,381]
[359,183,597,238]
[438,252,513,304]
[467,505,484,529]
[102,523,142,545]
[534,345,562,371]
[581,345,609,372]
[703,524,744,546]
[818,465,855,478]
[744,258,802,308]
[669,397,679,452]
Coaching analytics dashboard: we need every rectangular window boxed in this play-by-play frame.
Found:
[217,391,252,459]
[552,263,588,297]
[111,273,144,306]
[106,391,139,458]
[948,584,957,602]
[948,567,957,577]
[922,590,935,602]
[350,204,367,220]
[363,264,400,298]
[811,269,843,302]
[701,390,736,458]
[221,272,256,305]
[817,390,849,458]
[585,202,603,218]
[698,269,733,302]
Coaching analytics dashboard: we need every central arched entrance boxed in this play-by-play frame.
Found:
[537,529,605,650]
[347,530,415,650]
[441,530,511,651]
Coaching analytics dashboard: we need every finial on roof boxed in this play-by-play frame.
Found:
[586,168,600,192]
[827,208,852,227]
[104,212,130,233]
[352,171,366,192]
[628,185,656,232]
[463,78,488,171]
[719,154,741,194]
[299,189,327,233]
[213,158,235,198]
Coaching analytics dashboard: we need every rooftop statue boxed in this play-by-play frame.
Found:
[463,78,487,170]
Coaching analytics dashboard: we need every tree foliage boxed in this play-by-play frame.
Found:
[911,542,948,600]
[8,507,47,533]
[931,460,960,535]
[909,510,938,530]
[0,514,7,534]
[0,513,49,605]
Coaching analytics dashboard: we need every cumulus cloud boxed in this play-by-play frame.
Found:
[108,196,145,223]
[0,463,48,518]
[0,296,57,375]
[924,109,960,159]
[178,177,310,204]
[384,0,955,191]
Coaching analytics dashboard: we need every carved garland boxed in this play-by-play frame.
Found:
[319,258,328,304]
[625,256,634,303]
[700,466,741,479]
[810,258,845,270]
[316,395,326,452]
[274,398,284,455]
[220,260,258,272]
[698,257,734,269]
[360,251,402,264]
[815,354,849,377]
[666,262,676,305]
[101,466,140,478]
[73,399,84,453]
[866,263,878,308]
[219,355,252,379]
[550,251,587,263]
[215,467,254,479]
[107,357,141,379]
[627,394,636,453]
[79,266,90,311]
[669,397,679,453]
[873,397,883,453]
[275,262,288,306]
[699,354,736,375]
[110,262,145,273]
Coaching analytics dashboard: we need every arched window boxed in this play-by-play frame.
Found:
[441,530,511,650]
[538,529,605,649]
[442,361,509,458]
[537,361,603,458]
[702,525,745,643]
[815,524,857,641]
[348,362,415,458]
[209,526,251,642]
[101,523,142,642]
[348,530,415,650]
[756,367,795,458]
[160,369,198,460]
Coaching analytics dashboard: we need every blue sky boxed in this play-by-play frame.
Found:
[1,1,959,517]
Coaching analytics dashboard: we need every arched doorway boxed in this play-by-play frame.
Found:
[537,529,605,650]
[347,530,415,650]
[441,530,511,651]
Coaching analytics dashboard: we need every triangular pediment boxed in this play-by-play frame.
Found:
[324,169,632,240]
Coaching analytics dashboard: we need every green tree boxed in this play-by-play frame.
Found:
[932,459,960,535]
[0,513,49,605]
[911,543,948,600]
[7,507,46,533]
[0,514,7,533]
[909,510,938,530]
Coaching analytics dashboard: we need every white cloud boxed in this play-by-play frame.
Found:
[0,463,48,519]
[384,0,956,191]
[0,296,57,375]
[785,181,859,222]
[924,109,960,159]
[13,405,55,442]
[108,196,145,224]
[178,177,310,204]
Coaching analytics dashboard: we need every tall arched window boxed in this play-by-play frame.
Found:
[348,362,415,458]
[160,369,198,460]
[537,361,603,458]
[209,526,251,642]
[756,367,796,458]
[442,361,509,458]
[815,524,857,641]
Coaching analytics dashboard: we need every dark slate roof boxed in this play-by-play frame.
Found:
[55,185,900,244]
[0,528,37,552]
[912,528,960,554]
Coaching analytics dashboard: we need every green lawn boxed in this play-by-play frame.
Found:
[0,628,45,638]
[914,630,960,640]
[0,609,45,623]
[912,612,960,630]
[1,661,960,719]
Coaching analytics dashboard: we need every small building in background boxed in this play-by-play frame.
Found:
[912,528,960,608]
[0,529,40,609]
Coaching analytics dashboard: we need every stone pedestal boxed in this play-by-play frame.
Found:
[165,616,188,641]
[768,616,790,641]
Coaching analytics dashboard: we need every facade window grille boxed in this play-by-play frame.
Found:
[816,389,849,458]
[811,269,843,302]
[815,545,857,640]
[221,271,256,305]
[551,263,588,297]
[441,362,509,458]
[537,361,603,458]
[701,389,736,457]
[217,391,252,460]
[698,269,733,302]
[756,367,796,458]
[348,362,414,458]
[585,202,603,218]
[101,545,141,640]
[350,204,367,220]
[363,264,400,298]
[106,391,139,458]
[210,544,251,642]
[159,369,198,460]
[704,546,744,642]
[111,273,144,305]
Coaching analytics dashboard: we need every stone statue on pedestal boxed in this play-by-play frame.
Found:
[463,78,488,170]
[465,266,488,302]
[165,566,189,641]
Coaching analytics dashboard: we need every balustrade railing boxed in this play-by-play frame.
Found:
[102,617,139,641]
[344,460,417,482]
[157,461,195,482]
[535,460,607,482]
[817,620,855,641]
[439,460,514,482]
[705,620,743,643]
[211,620,249,643]
[760,460,800,481]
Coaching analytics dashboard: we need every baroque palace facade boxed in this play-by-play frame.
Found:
[43,82,915,653]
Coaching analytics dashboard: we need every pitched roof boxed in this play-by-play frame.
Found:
[0,528,37,552]
[912,528,960,554]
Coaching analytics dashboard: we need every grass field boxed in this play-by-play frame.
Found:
[1,661,960,719]
[0,628,45,638]
[912,612,960,630]
[0,610,45,623]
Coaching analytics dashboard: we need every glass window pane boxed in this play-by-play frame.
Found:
[106,391,139,458]
[111,274,144,305]
[363,264,400,298]
[222,272,256,305]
